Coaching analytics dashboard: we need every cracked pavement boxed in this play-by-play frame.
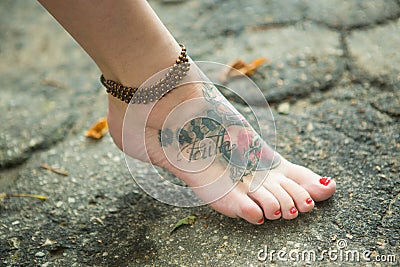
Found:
[0,0,399,266]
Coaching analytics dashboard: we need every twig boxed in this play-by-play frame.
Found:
[7,193,47,200]
[40,163,69,176]
[0,192,47,203]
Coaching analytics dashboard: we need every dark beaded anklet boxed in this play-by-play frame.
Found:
[100,44,190,104]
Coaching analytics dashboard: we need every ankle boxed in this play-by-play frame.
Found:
[99,41,182,88]
[108,94,128,114]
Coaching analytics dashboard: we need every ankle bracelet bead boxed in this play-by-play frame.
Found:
[100,44,190,104]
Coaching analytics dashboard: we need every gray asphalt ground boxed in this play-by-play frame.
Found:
[0,0,399,266]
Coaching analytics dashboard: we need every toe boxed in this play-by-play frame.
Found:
[237,199,265,224]
[248,186,281,220]
[235,184,265,224]
[283,161,336,202]
[265,180,298,220]
[211,187,265,225]
[280,178,314,213]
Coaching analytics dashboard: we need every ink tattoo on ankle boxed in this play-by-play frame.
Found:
[158,83,281,183]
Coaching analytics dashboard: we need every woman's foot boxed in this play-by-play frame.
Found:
[107,78,336,225]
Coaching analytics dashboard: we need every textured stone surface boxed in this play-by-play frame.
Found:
[382,193,400,229]
[150,0,305,59]
[371,91,400,116]
[0,1,93,73]
[1,0,399,266]
[0,71,76,168]
[207,23,344,104]
[180,0,305,36]
[348,19,400,89]
[308,98,394,145]
[304,0,400,29]
[0,1,102,169]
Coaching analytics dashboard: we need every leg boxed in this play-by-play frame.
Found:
[38,0,336,224]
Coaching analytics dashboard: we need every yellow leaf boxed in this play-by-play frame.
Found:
[85,117,108,139]
[230,57,269,76]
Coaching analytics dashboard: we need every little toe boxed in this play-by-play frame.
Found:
[212,187,265,225]
[280,178,314,213]
[248,186,281,220]
[237,195,265,224]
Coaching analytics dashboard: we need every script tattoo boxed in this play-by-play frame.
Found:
[160,118,234,163]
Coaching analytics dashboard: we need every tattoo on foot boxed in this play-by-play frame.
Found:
[159,83,281,183]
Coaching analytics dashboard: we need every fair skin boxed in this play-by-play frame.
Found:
[38,0,336,224]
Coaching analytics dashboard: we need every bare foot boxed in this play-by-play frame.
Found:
[107,74,336,225]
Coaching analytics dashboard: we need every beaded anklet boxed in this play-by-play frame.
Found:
[100,44,190,104]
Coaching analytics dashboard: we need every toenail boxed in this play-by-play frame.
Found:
[274,210,281,216]
[289,207,297,214]
[257,218,264,224]
[319,177,332,186]
[306,198,313,204]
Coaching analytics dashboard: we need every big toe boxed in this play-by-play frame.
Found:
[282,161,336,202]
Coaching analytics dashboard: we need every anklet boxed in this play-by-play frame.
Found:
[100,44,190,104]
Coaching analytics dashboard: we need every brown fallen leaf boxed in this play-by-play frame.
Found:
[40,163,69,176]
[228,57,269,77]
[85,117,108,139]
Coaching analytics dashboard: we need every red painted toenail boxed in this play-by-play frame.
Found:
[290,207,297,214]
[274,210,281,216]
[306,198,313,204]
[319,177,332,186]
[257,218,264,224]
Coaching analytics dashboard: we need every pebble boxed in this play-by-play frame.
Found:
[346,234,353,240]
[35,252,45,257]
[307,122,314,132]
[277,102,290,115]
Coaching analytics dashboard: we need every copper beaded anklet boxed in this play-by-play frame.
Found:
[100,44,190,104]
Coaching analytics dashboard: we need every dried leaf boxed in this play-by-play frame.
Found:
[85,117,108,139]
[40,163,69,176]
[230,59,247,71]
[170,215,196,234]
[229,57,269,77]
